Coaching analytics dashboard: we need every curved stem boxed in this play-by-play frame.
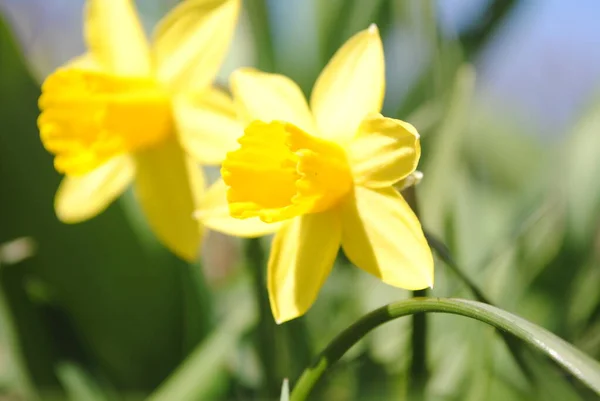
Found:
[290,298,600,401]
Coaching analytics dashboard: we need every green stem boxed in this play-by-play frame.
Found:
[409,289,428,399]
[245,238,279,398]
[290,298,600,401]
[283,318,313,382]
[403,186,428,399]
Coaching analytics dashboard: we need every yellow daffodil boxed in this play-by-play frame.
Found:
[197,25,434,323]
[37,0,241,261]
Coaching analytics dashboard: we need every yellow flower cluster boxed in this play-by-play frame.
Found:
[37,0,433,323]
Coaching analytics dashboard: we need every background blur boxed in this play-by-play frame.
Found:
[1,0,600,400]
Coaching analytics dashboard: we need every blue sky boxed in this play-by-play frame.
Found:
[1,0,599,136]
[476,0,600,135]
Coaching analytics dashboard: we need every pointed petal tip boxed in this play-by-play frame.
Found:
[368,23,378,34]
[426,266,434,289]
[274,312,291,324]
[273,310,295,325]
[426,257,435,290]
[273,308,299,325]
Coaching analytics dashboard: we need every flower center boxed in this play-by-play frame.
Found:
[222,120,353,223]
[38,68,173,176]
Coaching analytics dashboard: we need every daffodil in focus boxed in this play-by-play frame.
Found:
[197,25,434,323]
[37,0,241,261]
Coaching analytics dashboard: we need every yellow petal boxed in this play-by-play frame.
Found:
[268,210,341,323]
[153,0,240,93]
[55,155,134,223]
[340,186,433,290]
[230,68,316,133]
[84,0,151,76]
[134,138,204,261]
[310,25,384,143]
[349,114,421,188]
[194,179,281,237]
[175,86,243,165]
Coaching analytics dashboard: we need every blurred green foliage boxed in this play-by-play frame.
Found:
[0,14,212,399]
[1,0,600,400]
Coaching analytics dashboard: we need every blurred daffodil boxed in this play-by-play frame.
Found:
[197,25,434,323]
[37,0,241,261]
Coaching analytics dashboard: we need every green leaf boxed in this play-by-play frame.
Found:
[146,304,256,401]
[0,241,39,401]
[564,95,600,245]
[290,298,600,401]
